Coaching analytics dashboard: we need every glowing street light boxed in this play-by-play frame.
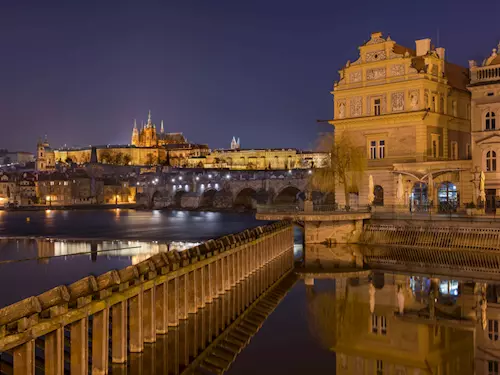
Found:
[208,174,212,179]
[171,178,175,183]
[178,176,183,181]
[195,176,199,181]
[226,174,231,179]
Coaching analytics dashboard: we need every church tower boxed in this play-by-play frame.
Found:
[131,119,139,146]
[231,136,240,150]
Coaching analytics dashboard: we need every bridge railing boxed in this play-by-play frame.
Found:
[0,221,294,375]
[256,203,371,214]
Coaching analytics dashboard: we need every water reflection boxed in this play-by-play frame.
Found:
[0,238,199,308]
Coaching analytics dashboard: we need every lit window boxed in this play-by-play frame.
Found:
[451,141,458,160]
[371,314,378,333]
[50,181,54,186]
[374,99,381,116]
[380,315,387,335]
[489,320,499,341]
[486,112,496,130]
[486,151,497,172]
[379,140,385,159]
[489,360,499,375]
[370,141,377,159]
[64,181,68,186]
[431,134,440,158]
[431,96,436,112]
[377,360,384,375]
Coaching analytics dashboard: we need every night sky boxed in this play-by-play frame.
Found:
[1,0,499,152]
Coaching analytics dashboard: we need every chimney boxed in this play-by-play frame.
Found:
[436,47,445,60]
[415,38,431,56]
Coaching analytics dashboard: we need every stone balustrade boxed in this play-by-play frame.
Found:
[0,221,294,374]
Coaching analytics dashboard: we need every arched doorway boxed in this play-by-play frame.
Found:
[234,188,257,209]
[437,182,458,212]
[373,185,384,206]
[274,186,302,205]
[199,189,217,208]
[151,191,163,208]
[411,182,428,211]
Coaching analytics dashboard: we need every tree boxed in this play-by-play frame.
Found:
[311,131,366,206]
[114,152,124,165]
[123,154,132,166]
[65,157,73,164]
[100,151,112,164]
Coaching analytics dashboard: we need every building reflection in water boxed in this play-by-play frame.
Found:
[35,238,200,263]
[303,243,500,375]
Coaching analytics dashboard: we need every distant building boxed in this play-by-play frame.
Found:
[36,137,56,171]
[131,111,189,147]
[230,136,241,150]
[0,151,34,166]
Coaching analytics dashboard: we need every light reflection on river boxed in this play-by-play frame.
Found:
[0,209,278,308]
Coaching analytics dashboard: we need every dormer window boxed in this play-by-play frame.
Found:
[486,112,496,130]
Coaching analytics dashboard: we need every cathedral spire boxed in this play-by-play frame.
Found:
[147,110,152,126]
[133,119,137,129]
[161,120,164,133]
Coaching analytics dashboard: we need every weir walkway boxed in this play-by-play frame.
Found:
[0,221,294,375]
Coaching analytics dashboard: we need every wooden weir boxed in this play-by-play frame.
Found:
[0,221,294,374]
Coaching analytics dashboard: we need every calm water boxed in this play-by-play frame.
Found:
[0,210,485,374]
[0,209,276,307]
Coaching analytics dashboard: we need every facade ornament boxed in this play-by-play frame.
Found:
[350,96,362,117]
[366,50,386,62]
[349,71,362,83]
[409,89,419,110]
[391,92,405,112]
[366,68,386,80]
[338,101,346,119]
[390,64,405,76]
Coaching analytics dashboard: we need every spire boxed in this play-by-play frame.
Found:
[237,137,240,148]
[133,119,137,129]
[160,120,164,133]
[147,110,152,126]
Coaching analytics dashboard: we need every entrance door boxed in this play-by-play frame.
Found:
[486,189,496,213]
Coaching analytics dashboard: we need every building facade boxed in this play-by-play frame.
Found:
[131,111,189,147]
[469,43,500,212]
[331,32,473,211]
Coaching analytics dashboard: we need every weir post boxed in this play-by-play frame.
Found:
[129,287,144,353]
[143,285,157,343]
[13,340,35,375]
[112,300,128,363]
[70,317,88,375]
[167,277,179,326]
[156,281,168,334]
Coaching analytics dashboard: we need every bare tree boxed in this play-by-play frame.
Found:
[311,131,366,206]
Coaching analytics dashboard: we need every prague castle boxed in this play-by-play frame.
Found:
[36,111,327,171]
[131,110,188,147]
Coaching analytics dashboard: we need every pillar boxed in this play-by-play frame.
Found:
[92,308,110,374]
[178,274,188,320]
[70,318,88,375]
[45,328,64,375]
[187,271,197,314]
[156,282,168,334]
[13,340,35,375]
[143,286,156,343]
[168,277,179,327]
[205,263,214,304]
[129,289,144,353]
[112,301,127,363]
[196,267,205,309]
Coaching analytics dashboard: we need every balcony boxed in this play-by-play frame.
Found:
[470,66,500,84]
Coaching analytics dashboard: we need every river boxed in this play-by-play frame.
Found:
[0,209,487,374]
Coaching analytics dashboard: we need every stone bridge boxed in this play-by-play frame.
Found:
[137,170,312,209]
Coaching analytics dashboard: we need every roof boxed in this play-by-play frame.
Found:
[410,56,469,91]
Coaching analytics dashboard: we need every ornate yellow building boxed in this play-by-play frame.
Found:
[469,42,500,212]
[331,32,473,210]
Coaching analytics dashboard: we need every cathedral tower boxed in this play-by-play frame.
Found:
[131,119,139,146]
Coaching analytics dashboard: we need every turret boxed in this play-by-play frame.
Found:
[131,119,139,146]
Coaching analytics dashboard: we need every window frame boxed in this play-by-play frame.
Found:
[489,319,499,341]
[486,151,497,172]
[374,98,381,116]
[486,112,496,131]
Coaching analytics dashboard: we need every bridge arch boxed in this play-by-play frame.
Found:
[199,189,217,208]
[274,185,302,205]
[151,190,164,208]
[234,187,257,209]
[173,190,187,207]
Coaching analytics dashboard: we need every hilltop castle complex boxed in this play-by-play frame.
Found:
[36,112,326,172]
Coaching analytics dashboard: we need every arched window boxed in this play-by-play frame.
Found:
[486,112,496,130]
[487,150,497,172]
[373,185,384,206]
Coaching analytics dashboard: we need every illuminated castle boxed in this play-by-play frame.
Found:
[131,111,187,147]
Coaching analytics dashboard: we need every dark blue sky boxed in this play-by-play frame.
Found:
[1,0,499,152]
